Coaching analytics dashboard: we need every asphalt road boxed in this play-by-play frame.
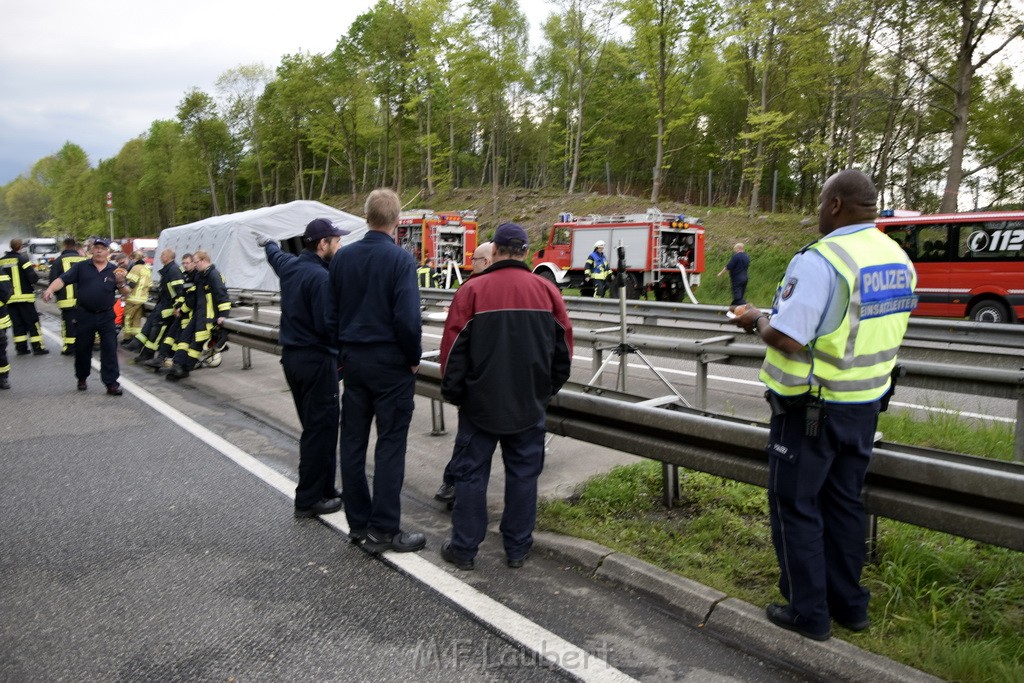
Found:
[0,311,817,682]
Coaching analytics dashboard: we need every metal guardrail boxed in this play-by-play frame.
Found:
[215,313,1024,553]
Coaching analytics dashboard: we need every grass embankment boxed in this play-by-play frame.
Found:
[538,411,1024,682]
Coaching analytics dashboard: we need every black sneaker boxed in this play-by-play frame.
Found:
[766,603,831,641]
[434,482,456,503]
[506,552,530,569]
[363,530,426,554]
[441,540,474,570]
[293,497,343,518]
[32,347,50,355]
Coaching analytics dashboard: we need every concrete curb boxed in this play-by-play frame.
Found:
[532,533,940,683]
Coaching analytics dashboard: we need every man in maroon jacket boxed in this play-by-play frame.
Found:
[438,223,573,570]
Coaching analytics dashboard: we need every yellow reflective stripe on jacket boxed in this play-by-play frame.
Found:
[126,264,152,304]
[0,257,35,302]
[56,254,86,308]
[760,228,916,403]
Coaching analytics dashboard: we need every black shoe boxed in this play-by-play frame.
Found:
[134,350,154,363]
[348,528,368,545]
[363,530,426,554]
[0,377,9,390]
[834,614,871,632]
[506,552,530,569]
[766,603,831,641]
[61,348,74,356]
[123,339,143,352]
[434,482,456,504]
[441,540,474,570]
[144,355,167,369]
[294,497,343,518]
[32,347,50,355]
[166,363,189,381]
[16,348,30,356]
[77,379,87,391]
[106,383,123,396]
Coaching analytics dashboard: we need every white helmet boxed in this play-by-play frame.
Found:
[594,240,606,249]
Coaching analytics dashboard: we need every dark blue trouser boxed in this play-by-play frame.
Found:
[730,279,747,306]
[767,397,879,633]
[282,347,340,509]
[74,308,119,387]
[449,414,546,562]
[339,344,415,535]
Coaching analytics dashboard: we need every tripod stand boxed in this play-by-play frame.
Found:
[585,245,691,409]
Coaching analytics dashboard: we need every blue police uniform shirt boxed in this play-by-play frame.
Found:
[265,242,337,355]
[328,229,422,366]
[60,259,118,313]
[769,223,877,346]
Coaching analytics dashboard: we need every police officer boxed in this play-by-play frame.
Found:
[732,169,916,641]
[166,250,230,381]
[43,237,129,395]
[132,249,185,363]
[1,238,49,355]
[583,240,610,297]
[328,188,425,553]
[49,237,86,354]
[260,218,349,518]
[0,269,12,389]
[438,224,573,570]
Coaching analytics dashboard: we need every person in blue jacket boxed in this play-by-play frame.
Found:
[260,218,349,518]
[328,189,426,554]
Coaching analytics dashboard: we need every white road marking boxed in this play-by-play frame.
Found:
[45,326,637,682]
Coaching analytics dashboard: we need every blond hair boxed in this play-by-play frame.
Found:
[364,189,401,230]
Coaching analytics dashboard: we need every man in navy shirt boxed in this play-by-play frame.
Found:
[43,237,130,395]
[717,242,750,307]
[261,218,348,518]
[328,189,425,553]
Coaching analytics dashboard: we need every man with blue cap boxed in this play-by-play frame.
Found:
[439,222,573,570]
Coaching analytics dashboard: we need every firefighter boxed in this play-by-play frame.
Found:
[417,257,437,288]
[120,251,152,345]
[0,269,12,389]
[132,248,184,363]
[583,240,611,298]
[145,252,195,370]
[0,238,49,355]
[49,238,86,354]
[166,250,230,381]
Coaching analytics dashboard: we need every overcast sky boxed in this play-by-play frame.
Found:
[0,0,555,186]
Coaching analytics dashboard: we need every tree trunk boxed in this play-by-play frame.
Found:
[425,94,434,198]
[206,162,220,216]
[491,124,499,216]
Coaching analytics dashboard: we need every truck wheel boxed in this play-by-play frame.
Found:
[538,270,557,285]
[968,300,1010,323]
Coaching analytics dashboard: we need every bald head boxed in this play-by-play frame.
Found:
[818,169,878,235]
[472,241,494,274]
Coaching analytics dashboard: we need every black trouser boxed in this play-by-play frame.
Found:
[74,307,119,387]
[730,279,748,306]
[282,347,341,508]
[0,327,9,377]
[59,307,77,352]
[8,302,45,351]
[136,306,173,353]
[339,343,416,535]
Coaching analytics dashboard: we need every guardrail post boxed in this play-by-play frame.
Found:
[662,463,680,507]
[592,343,603,386]
[865,513,878,563]
[1015,388,1024,463]
[695,354,709,410]
[241,346,252,370]
[430,399,447,436]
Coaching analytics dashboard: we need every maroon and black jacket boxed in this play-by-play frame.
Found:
[440,260,573,435]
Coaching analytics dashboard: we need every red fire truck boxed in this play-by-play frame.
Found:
[396,210,478,277]
[531,211,705,301]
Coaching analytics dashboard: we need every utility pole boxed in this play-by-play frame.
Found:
[106,191,114,242]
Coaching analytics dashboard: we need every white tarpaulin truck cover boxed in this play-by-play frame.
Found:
[154,200,367,291]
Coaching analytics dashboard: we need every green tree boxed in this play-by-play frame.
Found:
[177,88,230,215]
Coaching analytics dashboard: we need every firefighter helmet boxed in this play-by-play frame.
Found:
[594,240,606,249]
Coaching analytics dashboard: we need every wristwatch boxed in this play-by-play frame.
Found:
[752,314,768,336]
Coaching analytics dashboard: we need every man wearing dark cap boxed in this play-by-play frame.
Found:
[259,218,348,518]
[439,223,573,570]
[328,189,425,553]
[43,237,130,395]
